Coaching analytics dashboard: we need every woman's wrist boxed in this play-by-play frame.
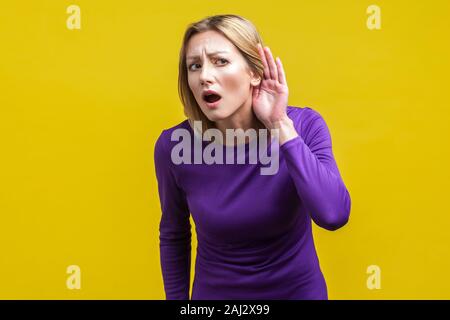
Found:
[265,115,299,146]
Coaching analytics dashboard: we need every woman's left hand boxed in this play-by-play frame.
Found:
[252,44,290,129]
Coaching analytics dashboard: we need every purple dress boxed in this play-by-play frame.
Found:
[154,106,351,300]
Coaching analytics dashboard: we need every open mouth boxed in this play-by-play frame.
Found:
[203,93,222,103]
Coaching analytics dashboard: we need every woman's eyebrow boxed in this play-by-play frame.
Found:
[187,51,229,61]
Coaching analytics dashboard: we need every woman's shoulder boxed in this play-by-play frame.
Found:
[286,105,333,146]
[287,104,320,117]
[287,105,326,128]
[158,119,191,137]
[154,119,191,156]
[155,106,330,152]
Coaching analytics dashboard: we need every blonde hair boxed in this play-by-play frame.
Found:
[178,14,265,135]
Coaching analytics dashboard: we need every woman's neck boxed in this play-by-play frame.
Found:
[213,101,266,145]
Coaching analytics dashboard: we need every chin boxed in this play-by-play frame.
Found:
[199,101,242,123]
[199,106,229,122]
[204,111,228,122]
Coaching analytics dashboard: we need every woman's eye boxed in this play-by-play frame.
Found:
[188,58,228,71]
[189,63,201,71]
[216,58,228,65]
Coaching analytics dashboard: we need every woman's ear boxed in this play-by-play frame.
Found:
[247,65,261,86]
[251,77,261,87]
[250,71,261,87]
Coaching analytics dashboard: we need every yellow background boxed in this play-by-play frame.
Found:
[1,0,449,299]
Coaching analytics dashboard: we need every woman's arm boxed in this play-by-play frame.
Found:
[154,131,191,299]
[251,45,350,230]
[278,108,352,231]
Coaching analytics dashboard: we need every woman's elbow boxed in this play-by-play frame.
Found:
[316,195,351,231]
[319,212,350,231]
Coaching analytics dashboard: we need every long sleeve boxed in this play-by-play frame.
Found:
[280,109,351,231]
[154,131,191,299]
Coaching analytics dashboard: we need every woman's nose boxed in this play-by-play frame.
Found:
[199,63,214,85]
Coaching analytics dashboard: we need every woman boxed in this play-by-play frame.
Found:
[154,14,351,300]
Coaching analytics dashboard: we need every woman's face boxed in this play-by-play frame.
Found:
[186,30,260,122]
